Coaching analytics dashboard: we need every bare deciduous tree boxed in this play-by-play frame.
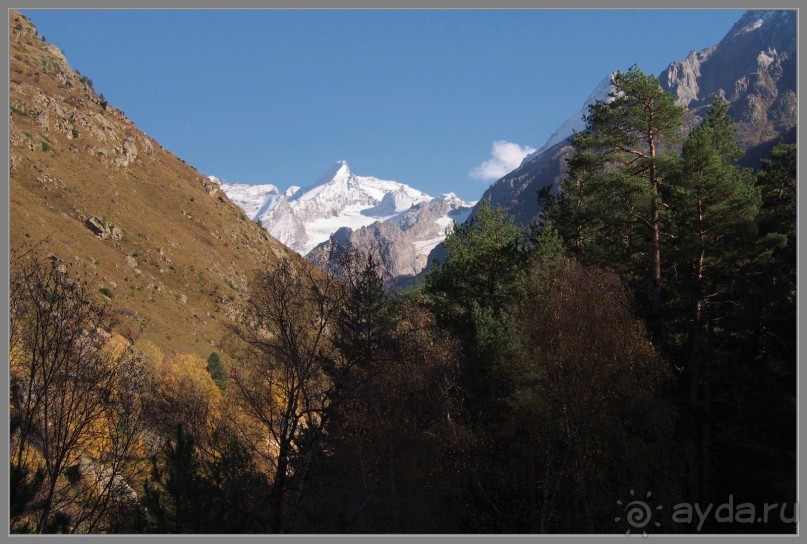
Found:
[226,258,341,533]
[10,251,149,533]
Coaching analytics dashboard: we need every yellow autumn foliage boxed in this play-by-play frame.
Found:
[9,343,26,377]
[101,332,131,361]
[135,340,222,439]
[159,352,223,418]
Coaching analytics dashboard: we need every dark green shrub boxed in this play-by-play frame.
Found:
[206,352,227,389]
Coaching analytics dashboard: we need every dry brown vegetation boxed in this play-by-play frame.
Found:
[9,10,307,362]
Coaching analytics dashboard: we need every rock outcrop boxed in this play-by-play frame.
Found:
[660,9,796,160]
[84,216,123,240]
[306,193,474,285]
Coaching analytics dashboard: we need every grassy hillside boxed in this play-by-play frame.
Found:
[9,10,305,360]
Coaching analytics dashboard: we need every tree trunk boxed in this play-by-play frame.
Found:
[38,474,59,533]
[689,217,708,513]
[644,128,666,350]
[702,358,713,505]
[471,460,502,531]
[269,444,289,533]
[287,430,322,531]
[529,451,538,532]
[649,136,662,317]
[539,431,555,534]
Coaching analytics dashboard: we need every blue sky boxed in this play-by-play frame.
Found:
[22,9,746,201]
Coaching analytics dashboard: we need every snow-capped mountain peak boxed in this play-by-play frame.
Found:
[299,160,352,196]
[306,188,476,283]
[729,10,793,38]
[208,175,280,220]
[219,162,432,255]
[216,163,476,281]
[434,192,466,206]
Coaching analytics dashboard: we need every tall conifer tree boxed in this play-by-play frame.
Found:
[547,66,684,328]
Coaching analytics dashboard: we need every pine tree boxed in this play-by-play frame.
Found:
[206,352,227,389]
[139,425,215,533]
[425,200,527,420]
[330,245,394,375]
[546,66,684,329]
[754,143,796,358]
[718,144,797,520]
[667,98,759,356]
[665,98,760,509]
[426,199,526,321]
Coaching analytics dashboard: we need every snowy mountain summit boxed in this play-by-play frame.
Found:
[255,160,432,254]
[208,176,281,221]
[213,162,475,274]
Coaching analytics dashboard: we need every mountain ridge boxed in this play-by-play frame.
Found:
[471,8,797,229]
[243,160,433,255]
[306,191,474,284]
[215,161,475,282]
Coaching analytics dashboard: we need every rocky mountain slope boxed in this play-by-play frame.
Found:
[9,11,305,360]
[473,9,797,228]
[660,9,797,164]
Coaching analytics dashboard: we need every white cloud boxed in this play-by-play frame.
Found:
[469,140,536,182]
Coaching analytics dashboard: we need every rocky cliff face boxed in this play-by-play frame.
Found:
[660,9,796,160]
[473,9,797,228]
[306,193,474,285]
